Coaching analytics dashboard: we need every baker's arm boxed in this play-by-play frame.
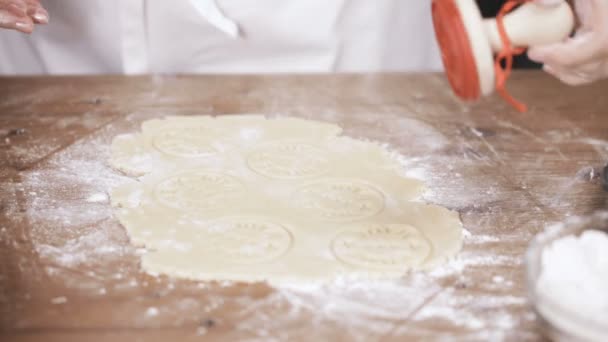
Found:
[529,0,608,85]
[0,0,48,34]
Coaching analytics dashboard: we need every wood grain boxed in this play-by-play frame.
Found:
[1,73,606,341]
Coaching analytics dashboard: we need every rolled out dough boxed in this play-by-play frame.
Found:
[110,115,462,283]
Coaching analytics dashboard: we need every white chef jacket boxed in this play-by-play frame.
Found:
[0,0,443,75]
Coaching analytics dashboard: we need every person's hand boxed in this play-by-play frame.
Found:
[0,0,48,34]
[528,0,608,85]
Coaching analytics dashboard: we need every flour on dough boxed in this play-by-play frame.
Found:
[110,115,462,283]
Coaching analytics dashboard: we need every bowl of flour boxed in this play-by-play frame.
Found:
[526,211,608,342]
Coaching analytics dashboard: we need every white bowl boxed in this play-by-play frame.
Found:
[525,211,608,342]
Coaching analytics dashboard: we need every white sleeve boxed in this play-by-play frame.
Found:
[189,0,240,38]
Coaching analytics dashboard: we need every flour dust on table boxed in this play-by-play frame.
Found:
[109,115,463,283]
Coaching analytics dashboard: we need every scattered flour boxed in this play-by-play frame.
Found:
[35,229,127,269]
[86,192,109,203]
[6,113,539,339]
[50,296,67,304]
[145,307,160,317]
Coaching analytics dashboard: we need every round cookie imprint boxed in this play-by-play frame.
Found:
[154,171,243,212]
[247,141,329,179]
[332,223,432,271]
[292,179,385,221]
[199,217,293,264]
[153,126,217,157]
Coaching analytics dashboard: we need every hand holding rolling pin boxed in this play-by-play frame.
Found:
[530,0,608,85]
[0,0,48,33]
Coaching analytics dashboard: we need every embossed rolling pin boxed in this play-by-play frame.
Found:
[431,0,575,112]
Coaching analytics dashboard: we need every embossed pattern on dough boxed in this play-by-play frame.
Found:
[153,126,216,157]
[247,142,329,179]
[154,171,244,211]
[110,115,462,283]
[331,224,432,270]
[292,180,385,221]
[198,217,293,264]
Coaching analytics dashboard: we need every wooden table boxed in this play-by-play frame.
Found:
[1,73,607,341]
